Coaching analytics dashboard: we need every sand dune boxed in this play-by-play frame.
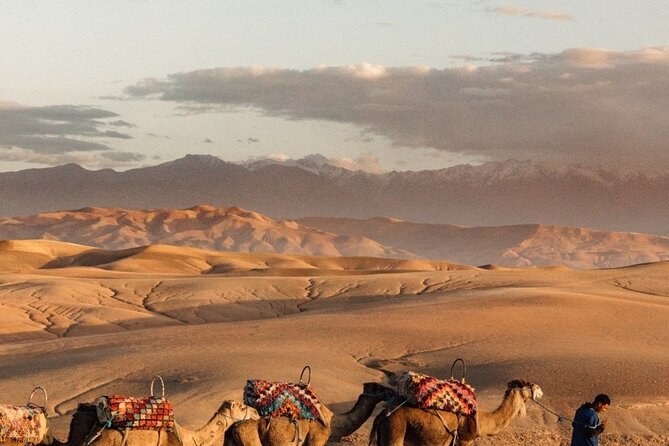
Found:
[0,240,667,445]
[0,238,468,275]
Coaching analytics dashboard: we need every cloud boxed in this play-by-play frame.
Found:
[0,104,132,154]
[0,146,145,168]
[108,120,136,127]
[0,103,144,168]
[124,47,669,169]
[326,153,385,174]
[490,6,573,21]
[100,151,146,163]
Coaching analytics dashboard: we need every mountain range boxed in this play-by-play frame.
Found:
[2,205,669,268]
[1,154,668,235]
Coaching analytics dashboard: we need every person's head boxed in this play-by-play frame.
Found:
[593,394,611,412]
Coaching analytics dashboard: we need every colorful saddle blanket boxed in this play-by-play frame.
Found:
[0,405,48,444]
[243,380,325,425]
[397,371,478,416]
[96,396,175,431]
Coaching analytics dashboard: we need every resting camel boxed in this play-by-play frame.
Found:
[227,382,396,446]
[369,379,543,446]
[46,400,254,446]
[50,404,101,446]
[1,388,55,446]
[1,409,55,446]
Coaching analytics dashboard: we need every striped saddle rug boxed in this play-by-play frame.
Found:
[243,380,326,425]
[0,405,49,444]
[95,396,175,431]
[397,371,478,416]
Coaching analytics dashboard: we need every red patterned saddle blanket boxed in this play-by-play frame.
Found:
[95,396,175,431]
[243,380,326,425]
[0,405,48,444]
[397,371,478,416]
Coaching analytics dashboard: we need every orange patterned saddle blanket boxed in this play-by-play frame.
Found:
[95,396,175,431]
[243,380,326,425]
[0,405,49,444]
[397,371,478,416]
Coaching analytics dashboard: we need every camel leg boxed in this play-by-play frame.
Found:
[304,425,328,446]
[230,421,263,446]
[384,413,408,446]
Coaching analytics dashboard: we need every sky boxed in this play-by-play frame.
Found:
[1,0,668,173]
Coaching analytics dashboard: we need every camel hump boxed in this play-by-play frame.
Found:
[0,405,49,444]
[243,379,327,425]
[397,371,478,416]
[96,395,175,431]
[0,386,51,445]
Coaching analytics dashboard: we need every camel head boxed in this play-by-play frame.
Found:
[507,379,543,402]
[215,400,259,427]
[505,379,543,417]
[362,382,396,402]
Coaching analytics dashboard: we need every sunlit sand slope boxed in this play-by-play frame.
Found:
[0,240,667,445]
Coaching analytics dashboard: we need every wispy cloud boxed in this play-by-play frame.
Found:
[124,47,669,170]
[0,103,143,167]
[490,5,573,21]
[327,153,385,174]
[0,146,145,168]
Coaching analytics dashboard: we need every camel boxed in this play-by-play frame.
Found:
[50,403,106,446]
[1,388,54,446]
[45,400,255,446]
[227,381,396,446]
[1,408,54,446]
[369,379,543,446]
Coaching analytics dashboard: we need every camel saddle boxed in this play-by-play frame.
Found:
[397,371,478,416]
[243,379,327,426]
[0,405,50,445]
[95,396,175,431]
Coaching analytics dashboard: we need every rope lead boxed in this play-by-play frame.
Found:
[530,398,598,429]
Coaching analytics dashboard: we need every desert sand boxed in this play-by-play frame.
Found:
[0,240,667,445]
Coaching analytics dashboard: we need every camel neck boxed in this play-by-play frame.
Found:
[478,389,523,435]
[178,412,228,446]
[55,407,98,446]
[330,394,381,439]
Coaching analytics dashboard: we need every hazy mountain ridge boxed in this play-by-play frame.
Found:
[0,205,414,259]
[2,205,669,268]
[297,216,669,268]
[2,155,669,234]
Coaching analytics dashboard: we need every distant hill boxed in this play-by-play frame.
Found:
[2,205,669,268]
[1,155,669,235]
[297,217,669,268]
[0,205,413,259]
[0,238,471,275]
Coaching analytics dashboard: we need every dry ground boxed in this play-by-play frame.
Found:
[1,241,667,445]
